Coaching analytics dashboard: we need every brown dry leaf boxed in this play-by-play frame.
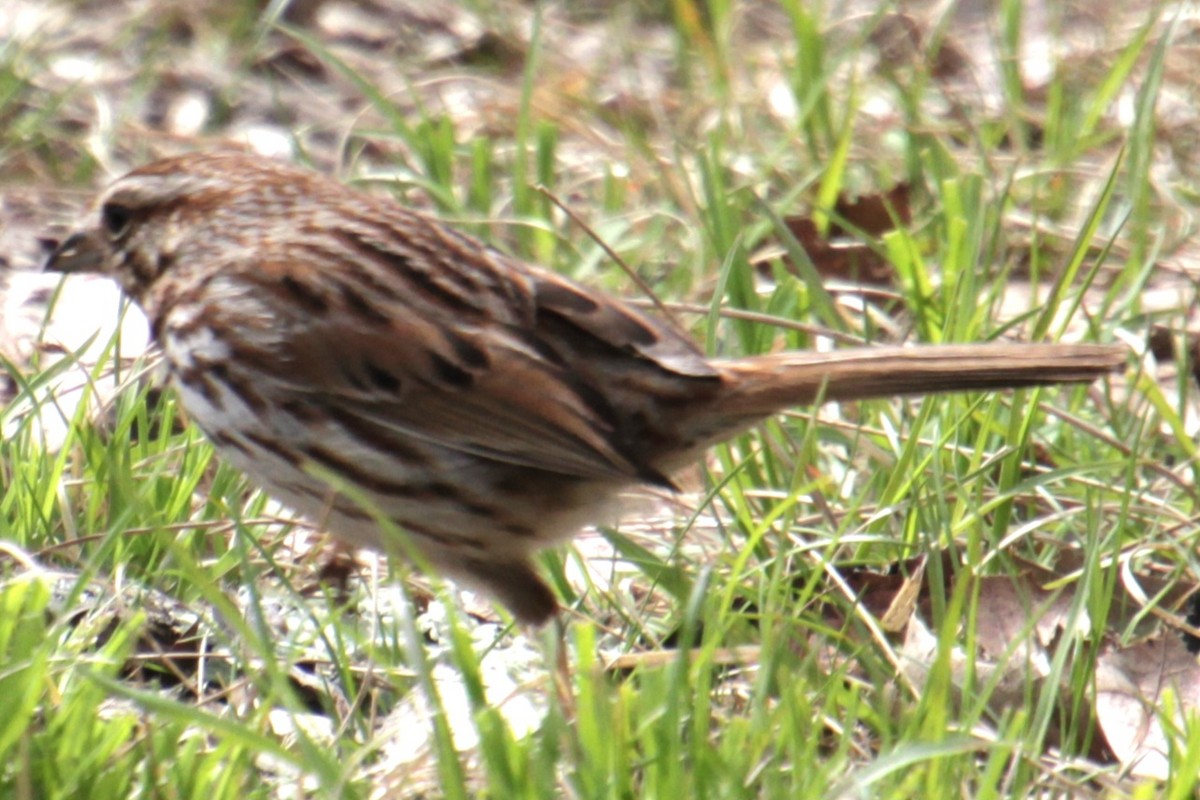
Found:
[830,183,912,238]
[895,571,1083,711]
[868,13,968,81]
[834,555,927,633]
[833,552,934,630]
[773,183,912,286]
[837,551,1080,650]
[1016,548,1200,641]
[1146,325,1200,391]
[877,555,925,633]
[898,612,1039,714]
[888,566,1108,759]
[850,548,1200,768]
[973,574,1084,656]
[1095,634,1200,780]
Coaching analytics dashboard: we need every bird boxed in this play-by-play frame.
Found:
[44,151,1125,626]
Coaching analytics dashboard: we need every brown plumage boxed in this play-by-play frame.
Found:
[45,152,1125,624]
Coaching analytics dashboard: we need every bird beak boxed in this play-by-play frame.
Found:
[44,230,103,274]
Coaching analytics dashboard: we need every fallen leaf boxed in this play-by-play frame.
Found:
[770,183,912,286]
[1095,634,1200,780]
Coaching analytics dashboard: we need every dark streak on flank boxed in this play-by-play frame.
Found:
[302,444,426,499]
[280,274,330,313]
[174,365,221,408]
[324,406,431,466]
[428,482,458,499]
[331,502,374,522]
[461,500,495,518]
[223,337,288,376]
[280,399,321,422]
[446,332,489,369]
[364,359,402,392]
[277,480,374,522]
[490,469,581,498]
[338,282,391,325]
[429,352,473,388]
[340,365,368,392]
[243,430,301,466]
[400,520,482,549]
[502,522,537,538]
[210,360,269,413]
[567,378,619,434]
[210,430,252,457]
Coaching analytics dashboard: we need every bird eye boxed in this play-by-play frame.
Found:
[101,203,133,239]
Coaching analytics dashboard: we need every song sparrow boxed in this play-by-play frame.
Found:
[45,152,1124,625]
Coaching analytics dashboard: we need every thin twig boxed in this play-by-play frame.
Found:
[535,184,681,326]
[625,298,871,346]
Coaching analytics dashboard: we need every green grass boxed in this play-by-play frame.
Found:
[0,0,1193,797]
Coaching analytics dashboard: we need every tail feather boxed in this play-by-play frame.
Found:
[715,343,1125,417]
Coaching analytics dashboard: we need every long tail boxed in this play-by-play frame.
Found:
[714,342,1125,416]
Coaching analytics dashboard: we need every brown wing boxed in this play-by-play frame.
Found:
[205,243,717,485]
[279,313,649,483]
[525,265,717,379]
